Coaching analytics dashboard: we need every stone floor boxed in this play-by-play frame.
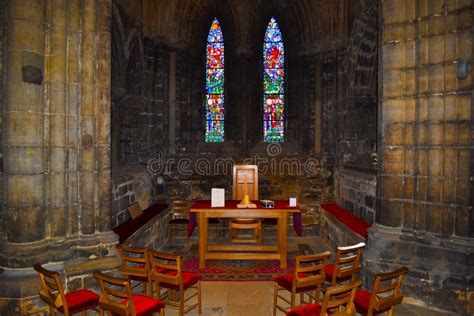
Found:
[159,236,457,316]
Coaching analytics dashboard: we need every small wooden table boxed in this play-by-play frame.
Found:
[190,200,300,269]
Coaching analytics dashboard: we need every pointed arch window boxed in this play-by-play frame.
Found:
[205,18,225,142]
[263,17,285,142]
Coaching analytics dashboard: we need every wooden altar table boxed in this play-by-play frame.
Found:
[189,200,301,269]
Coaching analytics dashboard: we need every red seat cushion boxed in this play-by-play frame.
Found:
[353,289,391,315]
[120,294,165,315]
[157,271,200,289]
[58,289,99,313]
[274,273,318,293]
[324,264,352,283]
[286,303,322,316]
[353,290,372,314]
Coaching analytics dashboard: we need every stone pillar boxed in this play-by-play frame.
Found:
[314,57,322,155]
[367,1,473,314]
[0,1,117,314]
[3,0,46,244]
[169,51,176,154]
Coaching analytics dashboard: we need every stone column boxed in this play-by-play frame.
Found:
[0,1,117,314]
[3,0,46,244]
[367,1,473,314]
[169,51,176,154]
[314,57,322,155]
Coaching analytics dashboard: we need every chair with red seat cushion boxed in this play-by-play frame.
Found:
[273,251,331,315]
[147,249,201,316]
[324,242,365,287]
[354,266,409,316]
[93,271,165,316]
[34,263,99,315]
[117,244,152,296]
[287,279,362,316]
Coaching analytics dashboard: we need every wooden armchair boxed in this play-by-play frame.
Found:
[324,242,365,287]
[354,266,409,316]
[273,251,331,315]
[147,249,201,316]
[229,165,262,243]
[169,199,219,241]
[93,271,165,316]
[34,263,99,315]
[287,279,363,316]
[117,244,151,296]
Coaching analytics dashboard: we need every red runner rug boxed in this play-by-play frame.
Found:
[183,244,312,281]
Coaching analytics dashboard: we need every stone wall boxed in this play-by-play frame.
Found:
[321,0,378,169]
[368,0,474,314]
[335,167,377,224]
[111,4,169,167]
[111,166,162,227]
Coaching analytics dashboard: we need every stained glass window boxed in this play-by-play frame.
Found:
[263,17,285,142]
[205,18,224,142]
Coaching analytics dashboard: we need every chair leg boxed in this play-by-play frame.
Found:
[198,281,202,314]
[179,288,185,316]
[291,290,295,310]
[272,283,278,316]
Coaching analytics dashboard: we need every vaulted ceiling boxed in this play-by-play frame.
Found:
[115,0,364,54]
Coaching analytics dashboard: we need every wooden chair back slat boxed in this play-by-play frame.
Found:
[368,266,409,314]
[93,271,135,315]
[147,249,182,286]
[171,199,191,218]
[320,279,362,315]
[294,251,331,289]
[34,264,69,314]
[330,242,365,286]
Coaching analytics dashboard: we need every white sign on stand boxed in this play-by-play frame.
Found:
[211,188,225,207]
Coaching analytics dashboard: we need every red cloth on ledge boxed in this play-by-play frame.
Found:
[113,203,168,243]
[320,203,371,238]
[188,200,302,237]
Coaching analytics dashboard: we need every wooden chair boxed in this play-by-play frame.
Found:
[324,242,365,287]
[117,245,151,296]
[287,279,363,316]
[229,164,262,243]
[147,249,201,316]
[354,266,409,316]
[93,271,165,316]
[33,263,99,315]
[273,251,331,315]
[169,199,219,241]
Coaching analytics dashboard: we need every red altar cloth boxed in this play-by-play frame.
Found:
[187,200,302,237]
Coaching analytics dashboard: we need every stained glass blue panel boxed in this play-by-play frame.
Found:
[263,17,284,142]
[264,17,283,43]
[207,19,224,43]
[205,19,225,142]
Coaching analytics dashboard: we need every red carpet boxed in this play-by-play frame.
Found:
[184,255,297,281]
[182,244,312,281]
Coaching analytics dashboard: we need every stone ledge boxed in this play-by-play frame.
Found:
[365,224,473,315]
